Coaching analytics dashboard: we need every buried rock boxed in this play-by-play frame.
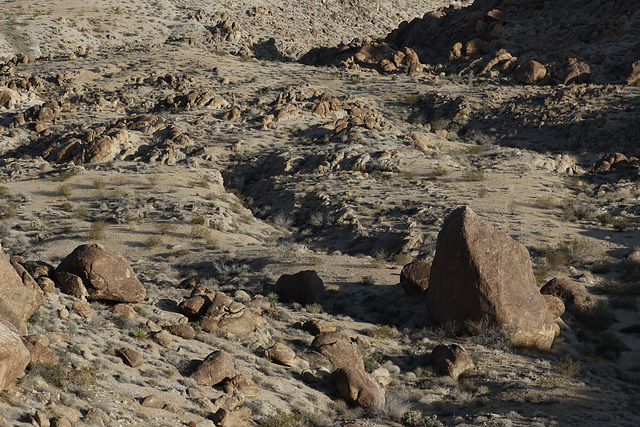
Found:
[427,206,559,350]
[54,244,145,303]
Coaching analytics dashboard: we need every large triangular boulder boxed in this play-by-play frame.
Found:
[427,206,558,350]
[54,244,145,303]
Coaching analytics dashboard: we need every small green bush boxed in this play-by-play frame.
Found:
[372,324,398,339]
[56,184,73,197]
[143,235,163,248]
[88,220,107,240]
[405,94,421,107]
[556,355,580,378]
[131,327,149,340]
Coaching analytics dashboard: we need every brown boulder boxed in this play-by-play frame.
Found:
[224,375,260,398]
[212,407,251,427]
[427,206,559,350]
[117,347,144,367]
[54,244,145,303]
[540,277,598,313]
[543,294,565,319]
[311,332,364,371]
[264,343,296,367]
[199,293,255,335]
[190,350,235,386]
[141,395,166,409]
[178,295,211,317]
[513,60,547,84]
[430,343,474,380]
[22,334,59,365]
[400,261,431,296]
[302,319,336,335]
[167,324,196,340]
[333,367,385,410]
[275,270,325,305]
[564,61,591,84]
[0,89,20,108]
[0,319,31,391]
[0,248,43,334]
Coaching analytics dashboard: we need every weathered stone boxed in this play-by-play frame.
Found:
[224,375,260,397]
[333,367,385,410]
[212,407,251,427]
[0,248,43,333]
[167,324,196,340]
[0,319,30,390]
[214,392,244,412]
[72,300,93,319]
[400,261,431,296]
[275,270,325,305]
[54,244,145,303]
[564,61,591,84]
[302,319,336,335]
[543,294,566,319]
[22,334,59,365]
[152,330,173,347]
[117,347,144,367]
[190,350,235,386]
[265,343,296,366]
[311,332,364,371]
[178,295,210,317]
[430,343,474,380]
[540,277,598,313]
[141,395,166,409]
[427,206,559,350]
[513,60,547,84]
[54,271,88,298]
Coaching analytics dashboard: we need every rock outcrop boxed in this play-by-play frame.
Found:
[427,206,559,350]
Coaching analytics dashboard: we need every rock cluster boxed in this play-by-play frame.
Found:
[301,0,640,85]
[178,284,256,336]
